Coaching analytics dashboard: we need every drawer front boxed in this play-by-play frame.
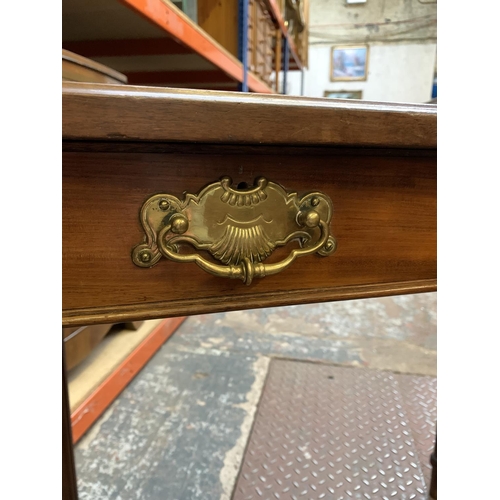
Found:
[62,144,436,326]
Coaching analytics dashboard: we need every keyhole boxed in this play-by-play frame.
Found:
[237,181,249,190]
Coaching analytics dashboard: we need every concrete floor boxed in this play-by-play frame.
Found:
[74,292,436,500]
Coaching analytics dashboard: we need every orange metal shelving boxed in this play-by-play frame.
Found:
[120,0,273,92]
[62,0,305,93]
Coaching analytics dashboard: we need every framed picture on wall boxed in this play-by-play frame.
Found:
[324,90,363,99]
[330,45,369,81]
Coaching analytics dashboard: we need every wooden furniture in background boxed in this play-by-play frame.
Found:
[63,321,143,371]
[62,83,436,498]
[62,49,127,84]
[198,0,277,88]
[197,0,240,57]
[284,0,309,65]
[251,0,276,87]
[63,324,112,371]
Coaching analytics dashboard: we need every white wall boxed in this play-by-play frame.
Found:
[280,43,436,104]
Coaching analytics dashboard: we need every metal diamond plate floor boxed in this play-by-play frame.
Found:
[233,360,436,500]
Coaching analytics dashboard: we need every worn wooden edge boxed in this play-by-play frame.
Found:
[62,49,128,84]
[62,279,437,327]
[62,83,437,148]
[71,317,186,444]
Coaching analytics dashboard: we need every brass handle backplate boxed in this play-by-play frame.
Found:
[132,176,337,285]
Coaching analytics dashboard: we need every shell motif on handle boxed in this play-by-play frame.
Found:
[132,177,337,285]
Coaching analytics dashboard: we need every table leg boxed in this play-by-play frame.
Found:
[63,344,79,500]
[429,435,437,499]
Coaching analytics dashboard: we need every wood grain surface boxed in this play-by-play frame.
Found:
[62,83,436,500]
[62,143,436,326]
[197,0,239,57]
[62,83,436,148]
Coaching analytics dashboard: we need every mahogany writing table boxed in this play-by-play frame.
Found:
[62,82,436,498]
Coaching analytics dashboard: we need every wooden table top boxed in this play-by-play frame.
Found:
[62,83,436,326]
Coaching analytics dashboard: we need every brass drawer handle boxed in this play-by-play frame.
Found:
[132,177,337,285]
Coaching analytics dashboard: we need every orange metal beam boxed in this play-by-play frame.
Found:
[119,0,273,93]
[71,317,186,444]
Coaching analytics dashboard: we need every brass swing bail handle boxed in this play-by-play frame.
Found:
[158,219,336,285]
[132,176,337,284]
